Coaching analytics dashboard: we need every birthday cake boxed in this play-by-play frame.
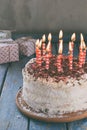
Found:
[22,31,87,116]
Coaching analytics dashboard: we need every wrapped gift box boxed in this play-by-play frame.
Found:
[0,38,13,43]
[0,44,10,64]
[16,37,36,56]
[0,30,11,40]
[9,42,19,62]
[0,41,19,64]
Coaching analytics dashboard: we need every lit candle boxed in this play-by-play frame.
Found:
[82,40,86,65]
[71,33,76,49]
[57,40,63,72]
[48,33,52,57]
[79,34,84,68]
[46,45,50,70]
[45,53,50,70]
[36,39,39,63]
[59,30,63,45]
[36,39,42,66]
[42,34,46,59]
[80,33,86,64]
[69,42,73,70]
[38,40,42,66]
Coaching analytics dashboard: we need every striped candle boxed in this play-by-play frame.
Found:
[79,40,84,68]
[35,39,42,66]
[57,40,63,72]
[79,33,86,67]
[36,39,39,64]
[82,41,86,65]
[69,42,73,70]
[42,34,46,59]
[45,53,50,70]
[47,41,52,58]
[47,33,52,58]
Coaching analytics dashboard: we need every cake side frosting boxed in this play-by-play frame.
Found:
[22,57,87,115]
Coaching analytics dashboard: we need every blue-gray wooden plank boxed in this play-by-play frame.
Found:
[0,55,34,130]
[0,64,9,93]
[68,119,87,130]
[29,119,67,130]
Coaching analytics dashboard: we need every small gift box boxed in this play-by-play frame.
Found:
[0,41,19,64]
[15,37,36,57]
[0,30,11,40]
[0,44,10,64]
[9,42,19,62]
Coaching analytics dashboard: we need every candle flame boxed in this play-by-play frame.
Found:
[82,41,86,49]
[42,34,46,42]
[69,42,73,51]
[38,39,42,49]
[48,33,52,41]
[80,33,84,42]
[59,30,63,39]
[58,40,63,54]
[71,33,76,42]
[46,41,51,52]
[36,39,39,47]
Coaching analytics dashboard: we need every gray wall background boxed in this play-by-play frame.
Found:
[0,0,87,33]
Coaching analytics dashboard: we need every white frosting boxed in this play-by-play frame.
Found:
[22,58,87,115]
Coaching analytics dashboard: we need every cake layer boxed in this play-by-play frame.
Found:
[22,58,87,115]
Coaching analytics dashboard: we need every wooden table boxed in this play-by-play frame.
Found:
[0,39,87,130]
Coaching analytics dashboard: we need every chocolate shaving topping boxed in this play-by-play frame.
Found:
[27,55,87,82]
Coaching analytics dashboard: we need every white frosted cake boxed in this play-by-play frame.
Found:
[22,56,87,116]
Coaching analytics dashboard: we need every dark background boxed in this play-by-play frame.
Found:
[0,0,87,34]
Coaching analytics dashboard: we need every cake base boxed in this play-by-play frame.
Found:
[16,88,87,122]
